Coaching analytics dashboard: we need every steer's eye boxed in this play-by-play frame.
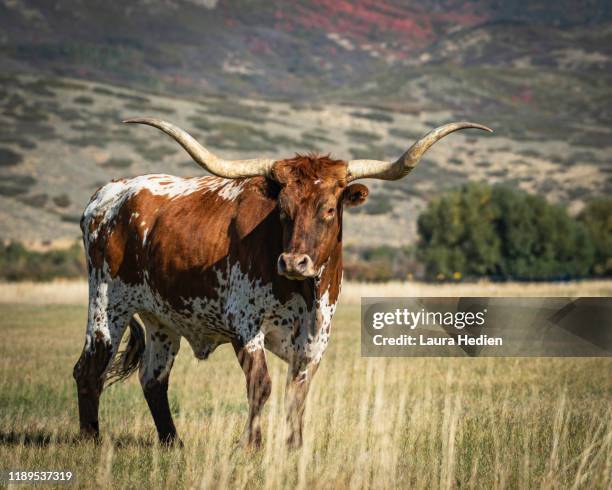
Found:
[323,207,336,220]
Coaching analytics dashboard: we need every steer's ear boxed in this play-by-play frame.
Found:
[343,183,369,208]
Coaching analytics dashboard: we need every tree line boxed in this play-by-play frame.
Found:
[346,183,610,282]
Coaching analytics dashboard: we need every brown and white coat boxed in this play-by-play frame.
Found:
[73,118,491,448]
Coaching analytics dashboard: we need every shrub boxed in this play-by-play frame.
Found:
[53,194,72,208]
[578,198,612,276]
[0,175,37,196]
[0,148,23,167]
[20,193,49,207]
[388,128,423,140]
[73,96,94,105]
[361,194,393,215]
[346,129,381,144]
[350,111,394,123]
[343,245,419,282]
[101,158,133,169]
[417,183,595,281]
[135,145,177,160]
[92,86,116,96]
[0,241,86,281]
[187,115,214,132]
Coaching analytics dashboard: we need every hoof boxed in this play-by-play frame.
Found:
[79,422,101,443]
[286,433,302,451]
[238,429,263,450]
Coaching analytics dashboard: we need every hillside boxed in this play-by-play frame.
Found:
[2,2,611,105]
[0,0,610,247]
[0,73,608,247]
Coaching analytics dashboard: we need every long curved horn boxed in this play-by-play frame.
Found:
[347,122,492,181]
[123,117,276,179]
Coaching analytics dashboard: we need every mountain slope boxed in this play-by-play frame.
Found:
[0,0,610,246]
[1,0,611,101]
[0,73,608,246]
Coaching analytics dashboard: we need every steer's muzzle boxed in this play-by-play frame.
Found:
[277,253,316,280]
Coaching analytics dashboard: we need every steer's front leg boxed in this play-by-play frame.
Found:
[232,336,271,449]
[285,360,319,449]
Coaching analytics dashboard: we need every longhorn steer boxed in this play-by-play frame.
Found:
[74,118,491,447]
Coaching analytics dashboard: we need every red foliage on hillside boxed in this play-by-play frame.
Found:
[274,0,486,56]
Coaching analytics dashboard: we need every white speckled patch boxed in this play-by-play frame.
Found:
[82,254,337,385]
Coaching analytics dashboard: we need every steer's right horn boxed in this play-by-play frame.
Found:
[123,117,276,179]
[347,122,493,181]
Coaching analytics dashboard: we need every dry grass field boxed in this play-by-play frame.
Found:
[0,282,610,488]
[2,279,612,305]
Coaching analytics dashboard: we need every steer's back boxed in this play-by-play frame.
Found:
[81,174,253,296]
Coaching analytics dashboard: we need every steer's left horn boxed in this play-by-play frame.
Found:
[123,117,276,179]
[347,122,492,181]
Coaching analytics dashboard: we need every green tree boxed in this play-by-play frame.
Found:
[0,240,86,281]
[578,198,612,276]
[417,183,501,279]
[493,188,594,279]
[417,183,596,280]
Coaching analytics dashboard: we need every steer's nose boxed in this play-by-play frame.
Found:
[277,253,315,279]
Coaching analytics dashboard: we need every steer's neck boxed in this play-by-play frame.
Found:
[315,240,343,306]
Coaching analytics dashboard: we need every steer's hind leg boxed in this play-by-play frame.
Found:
[73,292,130,439]
[232,334,272,448]
[138,315,181,445]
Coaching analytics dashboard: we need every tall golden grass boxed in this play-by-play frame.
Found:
[1,279,611,304]
[0,302,610,488]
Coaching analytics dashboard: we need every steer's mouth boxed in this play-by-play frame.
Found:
[281,272,310,280]
[277,253,317,280]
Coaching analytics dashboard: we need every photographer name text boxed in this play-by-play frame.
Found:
[372,334,502,346]
[370,308,503,347]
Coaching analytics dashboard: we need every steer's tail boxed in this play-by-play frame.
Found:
[106,316,145,386]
